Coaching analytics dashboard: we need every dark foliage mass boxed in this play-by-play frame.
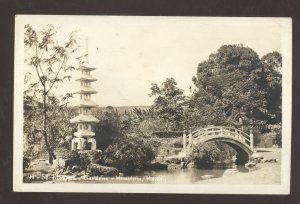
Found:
[64,151,91,170]
[190,45,282,128]
[186,142,236,169]
[23,157,30,171]
[92,107,122,150]
[102,134,156,173]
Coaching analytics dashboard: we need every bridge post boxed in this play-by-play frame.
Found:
[250,127,254,150]
[183,130,186,152]
[189,128,192,147]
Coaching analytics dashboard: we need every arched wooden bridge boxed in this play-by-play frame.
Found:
[183,126,254,165]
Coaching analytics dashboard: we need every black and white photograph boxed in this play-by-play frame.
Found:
[13,15,292,194]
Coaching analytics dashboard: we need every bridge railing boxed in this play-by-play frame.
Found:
[191,126,251,147]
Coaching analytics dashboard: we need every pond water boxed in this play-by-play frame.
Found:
[132,168,226,184]
[70,165,251,184]
[25,162,252,184]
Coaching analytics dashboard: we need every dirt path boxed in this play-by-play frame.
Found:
[199,148,281,184]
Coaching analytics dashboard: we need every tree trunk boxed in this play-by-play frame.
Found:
[42,89,53,165]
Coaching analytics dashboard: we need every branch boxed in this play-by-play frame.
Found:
[46,55,67,94]
[33,44,45,86]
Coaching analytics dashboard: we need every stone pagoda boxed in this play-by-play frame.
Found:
[70,39,99,151]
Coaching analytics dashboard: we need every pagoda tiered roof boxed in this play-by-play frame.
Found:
[77,99,98,108]
[76,86,98,94]
[76,74,97,82]
[79,63,97,71]
[70,114,99,123]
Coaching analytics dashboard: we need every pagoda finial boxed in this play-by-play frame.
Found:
[85,37,89,63]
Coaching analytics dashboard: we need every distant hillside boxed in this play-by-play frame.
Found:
[98,105,151,114]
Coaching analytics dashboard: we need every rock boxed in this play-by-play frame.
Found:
[263,158,277,163]
[43,181,55,184]
[251,152,262,158]
[164,157,181,164]
[269,159,278,163]
[81,175,89,180]
[31,161,39,165]
[77,171,86,177]
[52,158,66,168]
[75,173,81,178]
[62,170,73,175]
[223,168,238,176]
[250,153,264,163]
[187,162,197,168]
[38,159,47,162]
[167,163,181,170]
[89,164,119,177]
[56,169,64,175]
[72,165,80,172]
[148,162,168,171]
[201,175,214,180]
[119,173,124,177]
[245,162,256,168]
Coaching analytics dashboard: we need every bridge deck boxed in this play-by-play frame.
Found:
[189,126,253,152]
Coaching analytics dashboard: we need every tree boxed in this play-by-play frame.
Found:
[149,78,186,130]
[260,52,282,124]
[191,45,274,127]
[24,24,79,164]
[24,93,76,160]
[93,107,122,150]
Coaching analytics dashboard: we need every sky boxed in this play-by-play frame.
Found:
[19,16,286,107]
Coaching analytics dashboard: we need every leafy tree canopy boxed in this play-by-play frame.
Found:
[149,78,186,130]
[190,45,281,127]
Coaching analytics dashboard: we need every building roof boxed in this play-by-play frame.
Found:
[76,86,98,94]
[70,114,99,123]
[79,63,97,71]
[75,74,97,82]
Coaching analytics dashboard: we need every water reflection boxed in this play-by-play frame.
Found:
[133,168,226,184]
[129,163,252,184]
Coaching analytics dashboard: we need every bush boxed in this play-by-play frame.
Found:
[102,134,156,173]
[65,150,91,170]
[256,133,274,148]
[89,150,103,164]
[271,124,282,147]
[186,142,235,169]
[23,157,30,171]
[169,137,183,148]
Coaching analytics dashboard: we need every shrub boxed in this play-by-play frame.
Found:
[102,134,156,173]
[271,124,282,147]
[89,150,103,164]
[23,157,30,171]
[186,142,235,169]
[256,133,274,148]
[65,150,91,170]
[169,137,183,148]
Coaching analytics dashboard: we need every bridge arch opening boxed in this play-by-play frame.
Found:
[186,126,254,166]
[192,139,251,166]
[222,141,250,165]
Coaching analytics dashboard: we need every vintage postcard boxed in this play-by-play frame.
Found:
[13,15,292,194]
